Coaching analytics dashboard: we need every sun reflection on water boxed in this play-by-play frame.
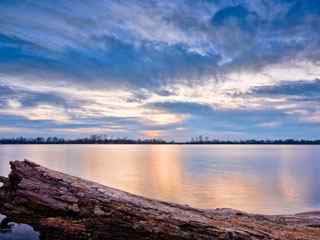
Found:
[0,144,319,214]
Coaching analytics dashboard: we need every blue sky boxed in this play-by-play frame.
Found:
[0,0,319,140]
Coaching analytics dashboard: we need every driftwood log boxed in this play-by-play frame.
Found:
[0,160,319,240]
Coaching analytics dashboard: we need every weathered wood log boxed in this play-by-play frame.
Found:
[0,160,319,240]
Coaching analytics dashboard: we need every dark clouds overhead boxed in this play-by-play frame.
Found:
[252,79,320,98]
[0,0,319,139]
[0,0,319,86]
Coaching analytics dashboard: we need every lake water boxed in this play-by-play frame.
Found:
[0,214,39,240]
[0,144,320,216]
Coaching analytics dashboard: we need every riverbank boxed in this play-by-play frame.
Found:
[1,160,319,239]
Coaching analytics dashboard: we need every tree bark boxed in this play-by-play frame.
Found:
[0,160,319,240]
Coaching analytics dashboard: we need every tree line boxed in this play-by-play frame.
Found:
[0,135,319,144]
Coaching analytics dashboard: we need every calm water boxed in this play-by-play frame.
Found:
[0,144,320,215]
[0,214,39,240]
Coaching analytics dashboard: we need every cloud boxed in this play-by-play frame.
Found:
[1,0,319,88]
[252,79,320,97]
[149,101,214,115]
[0,0,320,139]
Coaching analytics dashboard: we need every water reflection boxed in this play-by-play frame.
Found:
[0,144,319,214]
[0,214,39,240]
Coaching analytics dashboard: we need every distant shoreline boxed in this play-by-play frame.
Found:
[1,136,320,145]
[1,143,320,145]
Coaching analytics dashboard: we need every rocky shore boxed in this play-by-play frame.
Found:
[0,160,319,240]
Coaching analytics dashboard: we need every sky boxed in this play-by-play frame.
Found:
[0,0,319,140]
